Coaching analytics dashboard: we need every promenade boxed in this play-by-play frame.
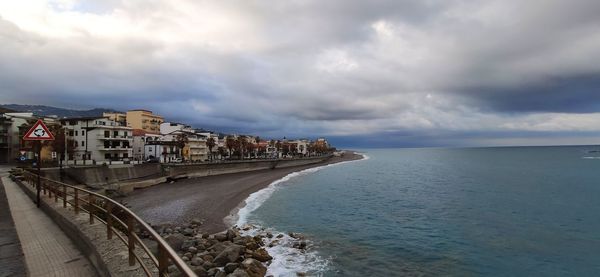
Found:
[0,166,98,277]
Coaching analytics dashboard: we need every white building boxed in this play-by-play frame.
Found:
[132,130,161,161]
[159,122,208,162]
[61,117,133,163]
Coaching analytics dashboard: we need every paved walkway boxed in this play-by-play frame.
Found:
[0,174,27,277]
[1,175,98,277]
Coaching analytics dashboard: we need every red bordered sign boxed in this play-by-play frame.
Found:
[23,120,55,141]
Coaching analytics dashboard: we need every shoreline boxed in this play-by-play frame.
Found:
[124,151,364,234]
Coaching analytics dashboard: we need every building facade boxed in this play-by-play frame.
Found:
[62,117,133,163]
[126,110,164,134]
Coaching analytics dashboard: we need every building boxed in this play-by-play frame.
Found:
[132,129,160,161]
[0,112,59,163]
[126,110,164,134]
[160,122,208,162]
[61,117,133,163]
[103,112,127,125]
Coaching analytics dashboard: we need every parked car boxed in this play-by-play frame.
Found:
[144,157,160,163]
[172,157,183,163]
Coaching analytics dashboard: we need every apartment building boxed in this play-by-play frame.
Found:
[103,112,127,125]
[160,122,208,162]
[132,129,161,161]
[126,109,164,134]
[61,117,133,162]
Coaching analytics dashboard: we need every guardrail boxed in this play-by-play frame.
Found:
[19,170,196,277]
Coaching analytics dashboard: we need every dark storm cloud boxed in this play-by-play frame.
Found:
[2,0,600,146]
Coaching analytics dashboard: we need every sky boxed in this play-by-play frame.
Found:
[1,0,600,148]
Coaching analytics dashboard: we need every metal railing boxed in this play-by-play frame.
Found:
[20,171,196,277]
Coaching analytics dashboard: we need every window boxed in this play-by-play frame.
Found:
[81,130,85,136]
[123,153,128,158]
[104,131,110,138]
[69,130,74,136]
[81,141,85,147]
[75,130,78,136]
[74,141,78,147]
[114,131,119,137]
[105,153,111,159]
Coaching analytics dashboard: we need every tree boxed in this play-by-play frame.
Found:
[225,136,236,158]
[238,136,248,160]
[206,137,216,161]
[175,133,189,161]
[217,146,226,160]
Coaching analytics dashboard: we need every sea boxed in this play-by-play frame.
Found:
[236,146,600,276]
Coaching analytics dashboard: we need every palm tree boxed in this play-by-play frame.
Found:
[225,136,236,158]
[238,136,248,160]
[206,137,216,161]
[175,133,189,161]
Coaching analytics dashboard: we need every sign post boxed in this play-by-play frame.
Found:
[23,120,55,208]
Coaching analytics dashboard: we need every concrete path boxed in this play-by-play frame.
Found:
[1,173,98,277]
[0,167,27,277]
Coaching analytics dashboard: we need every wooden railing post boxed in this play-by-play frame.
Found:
[158,245,169,277]
[63,185,67,208]
[54,183,58,203]
[89,194,94,224]
[127,216,136,266]
[74,189,79,214]
[106,202,113,240]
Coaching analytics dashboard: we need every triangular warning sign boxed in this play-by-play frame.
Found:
[23,120,55,141]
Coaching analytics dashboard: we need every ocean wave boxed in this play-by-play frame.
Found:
[235,153,369,276]
[582,156,600,159]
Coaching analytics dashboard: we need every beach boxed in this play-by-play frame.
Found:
[124,152,363,234]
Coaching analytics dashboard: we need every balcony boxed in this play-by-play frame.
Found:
[97,134,133,140]
[99,146,132,151]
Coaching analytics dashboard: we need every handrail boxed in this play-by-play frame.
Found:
[19,170,196,277]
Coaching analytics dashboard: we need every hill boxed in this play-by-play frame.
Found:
[0,104,118,118]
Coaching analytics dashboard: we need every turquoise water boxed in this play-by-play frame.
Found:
[241,147,600,276]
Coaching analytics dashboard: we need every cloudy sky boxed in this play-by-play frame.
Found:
[2,0,600,147]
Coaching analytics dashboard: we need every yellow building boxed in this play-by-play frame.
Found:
[103,112,127,124]
[125,110,164,134]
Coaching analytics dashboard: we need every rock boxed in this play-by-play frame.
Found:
[226,229,238,241]
[200,254,214,262]
[184,252,193,259]
[182,239,196,250]
[292,241,307,250]
[191,257,204,266]
[207,268,221,276]
[241,258,267,277]
[224,262,239,273]
[182,228,195,236]
[276,234,284,239]
[164,234,186,250]
[188,246,198,254]
[252,248,272,262]
[215,271,227,277]
[209,241,233,254]
[174,227,181,233]
[193,266,208,277]
[266,232,273,239]
[213,245,245,266]
[191,218,203,225]
[296,272,307,276]
[202,261,214,270]
[202,233,210,239]
[288,233,303,239]
[229,268,250,277]
[268,240,279,248]
[182,256,190,262]
[241,224,253,231]
[214,233,228,242]
[165,228,173,234]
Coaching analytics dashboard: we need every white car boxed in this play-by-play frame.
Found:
[172,157,183,163]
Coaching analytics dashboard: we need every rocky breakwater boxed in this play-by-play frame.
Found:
[147,219,310,277]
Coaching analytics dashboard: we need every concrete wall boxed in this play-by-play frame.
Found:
[166,156,331,179]
[57,164,163,188]
[42,156,332,190]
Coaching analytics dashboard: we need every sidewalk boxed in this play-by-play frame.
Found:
[1,176,98,277]
[0,177,27,277]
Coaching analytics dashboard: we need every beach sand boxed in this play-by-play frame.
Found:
[123,152,363,234]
